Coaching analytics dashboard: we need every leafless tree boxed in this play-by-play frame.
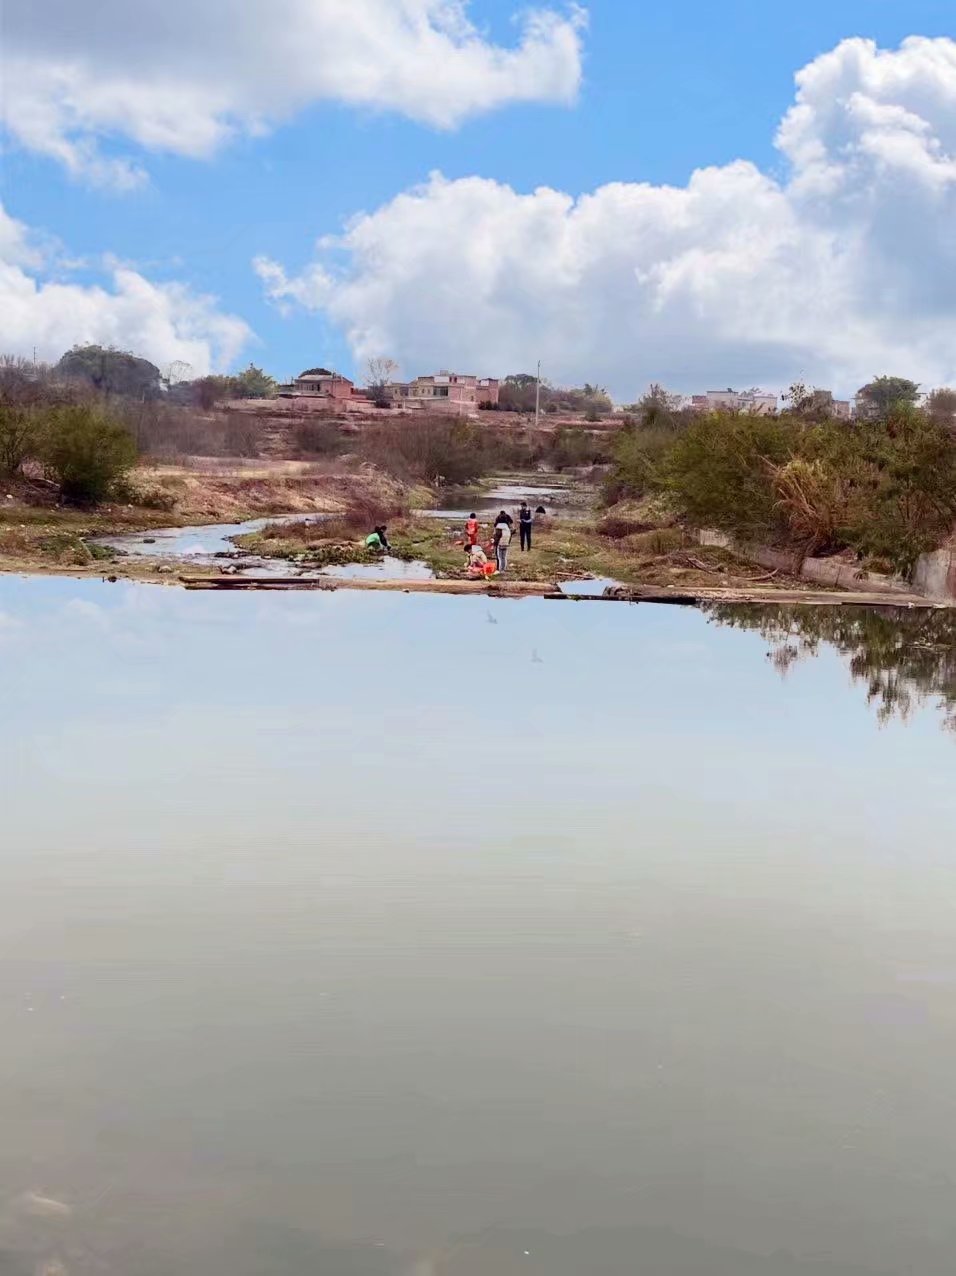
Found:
[364,356,399,389]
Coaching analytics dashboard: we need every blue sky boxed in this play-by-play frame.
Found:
[3,1,956,396]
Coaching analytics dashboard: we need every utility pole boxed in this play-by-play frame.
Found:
[534,359,541,428]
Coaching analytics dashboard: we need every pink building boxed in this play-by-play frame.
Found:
[385,371,500,413]
[287,368,358,401]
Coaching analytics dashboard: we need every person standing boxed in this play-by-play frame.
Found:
[518,502,533,551]
[493,515,512,573]
[465,513,480,546]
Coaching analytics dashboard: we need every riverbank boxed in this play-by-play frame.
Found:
[232,504,822,593]
[184,573,942,608]
[0,462,897,601]
[0,462,415,579]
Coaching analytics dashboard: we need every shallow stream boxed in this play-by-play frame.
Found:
[93,479,591,584]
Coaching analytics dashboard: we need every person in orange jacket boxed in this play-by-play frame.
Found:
[465,513,480,546]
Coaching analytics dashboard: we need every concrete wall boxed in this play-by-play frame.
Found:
[912,549,956,600]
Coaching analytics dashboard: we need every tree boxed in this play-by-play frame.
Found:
[0,354,54,406]
[782,383,839,423]
[364,357,399,408]
[855,376,920,421]
[193,375,236,410]
[664,411,796,537]
[232,364,277,399]
[782,382,814,414]
[162,360,193,389]
[56,345,162,399]
[0,405,40,477]
[0,356,52,475]
[499,374,541,414]
[635,383,682,430]
[41,404,138,502]
[925,388,956,431]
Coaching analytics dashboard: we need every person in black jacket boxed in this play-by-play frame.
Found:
[518,502,533,551]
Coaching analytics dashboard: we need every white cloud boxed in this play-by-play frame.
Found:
[2,0,585,185]
[0,203,251,373]
[257,36,956,399]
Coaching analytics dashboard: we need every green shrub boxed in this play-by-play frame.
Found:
[41,404,138,503]
[664,412,797,537]
[812,407,956,571]
[604,424,679,502]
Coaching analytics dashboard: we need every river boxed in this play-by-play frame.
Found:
[1,576,955,1275]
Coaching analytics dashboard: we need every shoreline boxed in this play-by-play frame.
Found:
[181,573,944,610]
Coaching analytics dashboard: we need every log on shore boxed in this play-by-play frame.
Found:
[181,575,948,609]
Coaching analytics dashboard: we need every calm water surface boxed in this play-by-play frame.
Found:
[1,578,956,1275]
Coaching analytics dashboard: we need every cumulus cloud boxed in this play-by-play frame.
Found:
[257,36,956,399]
[2,0,585,185]
[0,203,251,373]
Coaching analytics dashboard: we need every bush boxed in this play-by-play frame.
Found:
[0,404,41,477]
[604,424,681,502]
[292,419,344,456]
[596,515,656,539]
[546,426,609,470]
[664,412,797,537]
[361,417,493,486]
[623,528,688,556]
[610,403,956,573]
[41,404,138,503]
[223,416,263,458]
[806,407,956,571]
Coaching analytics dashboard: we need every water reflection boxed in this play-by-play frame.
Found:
[3,579,956,1275]
[707,604,956,730]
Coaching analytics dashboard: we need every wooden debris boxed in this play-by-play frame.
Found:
[181,574,948,610]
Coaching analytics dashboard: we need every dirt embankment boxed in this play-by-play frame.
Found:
[146,460,412,521]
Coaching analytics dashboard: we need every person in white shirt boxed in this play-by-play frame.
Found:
[493,515,512,573]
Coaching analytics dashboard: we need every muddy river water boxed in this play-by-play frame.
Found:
[2,577,956,1274]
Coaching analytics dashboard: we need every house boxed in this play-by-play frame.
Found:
[691,388,778,414]
[284,368,358,401]
[807,389,852,420]
[383,371,500,413]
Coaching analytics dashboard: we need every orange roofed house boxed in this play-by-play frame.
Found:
[281,368,364,402]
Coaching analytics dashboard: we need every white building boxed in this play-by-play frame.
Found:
[690,389,778,415]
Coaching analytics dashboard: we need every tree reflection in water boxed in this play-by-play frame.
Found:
[705,604,956,730]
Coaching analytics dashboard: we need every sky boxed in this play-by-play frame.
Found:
[2,0,955,400]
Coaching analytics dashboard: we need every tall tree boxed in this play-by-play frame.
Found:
[231,364,277,399]
[635,383,682,429]
[364,356,400,408]
[925,387,956,431]
[855,376,920,421]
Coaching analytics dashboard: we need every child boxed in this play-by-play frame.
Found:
[465,542,489,577]
[465,513,480,546]
[493,516,512,573]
